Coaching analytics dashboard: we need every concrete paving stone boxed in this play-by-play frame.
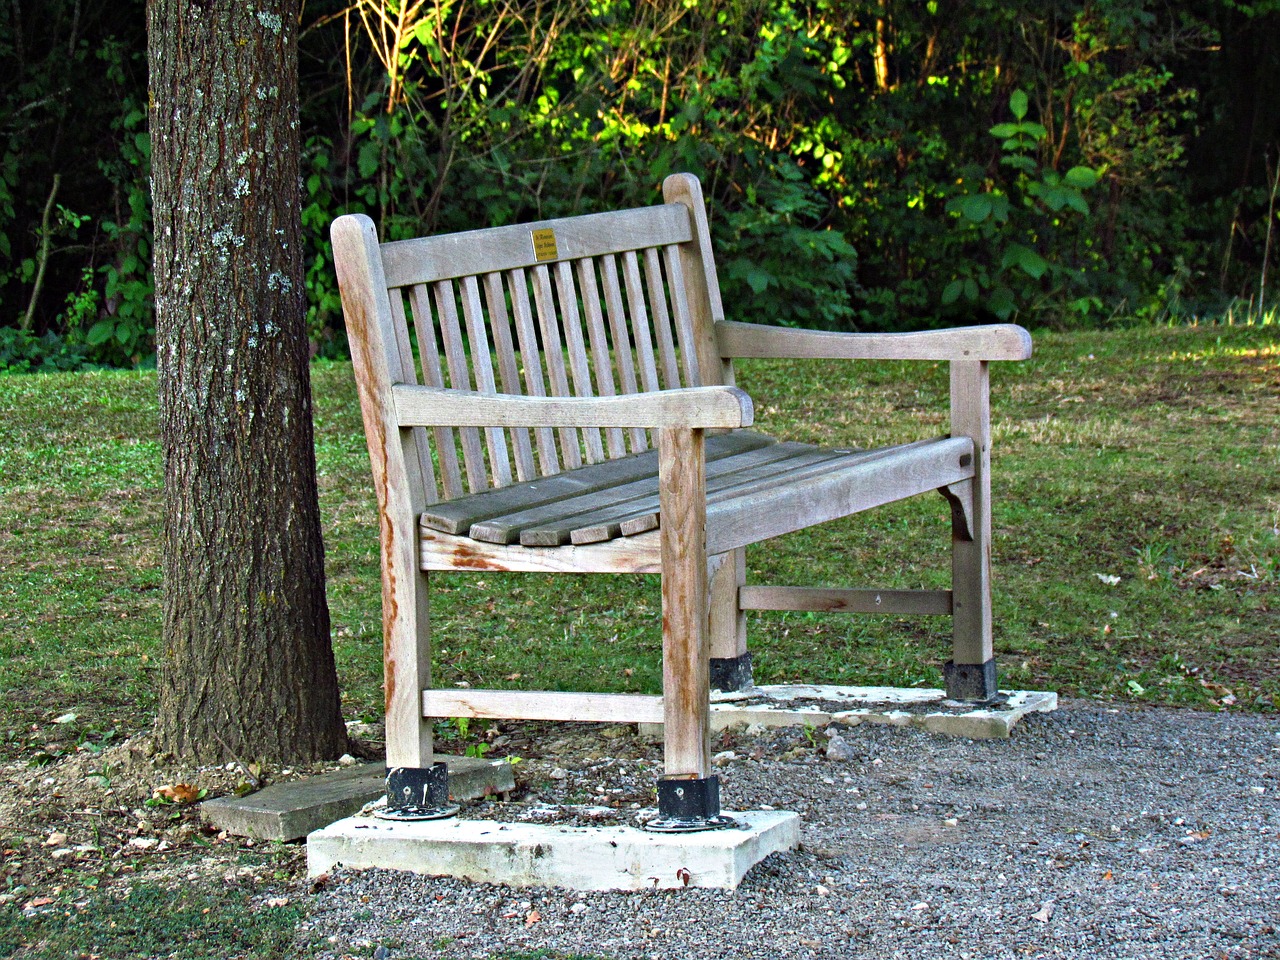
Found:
[202,756,515,842]
[307,809,800,890]
[638,686,1057,740]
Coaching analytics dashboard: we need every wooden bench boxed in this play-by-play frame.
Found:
[332,173,1031,828]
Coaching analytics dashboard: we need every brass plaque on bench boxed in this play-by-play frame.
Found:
[531,228,559,262]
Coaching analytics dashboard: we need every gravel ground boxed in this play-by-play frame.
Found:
[301,701,1280,959]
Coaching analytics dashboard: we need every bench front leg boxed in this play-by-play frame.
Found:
[947,360,997,701]
[652,426,728,829]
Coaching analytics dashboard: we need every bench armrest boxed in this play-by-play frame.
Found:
[391,384,754,429]
[716,320,1032,362]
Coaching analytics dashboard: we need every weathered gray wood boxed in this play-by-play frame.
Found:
[434,279,488,492]
[387,290,438,504]
[407,284,463,500]
[621,250,665,393]
[554,259,606,463]
[705,437,975,555]
[423,689,664,723]
[663,173,731,388]
[575,257,628,459]
[392,384,754,434]
[460,274,514,488]
[331,213,435,769]
[598,253,649,453]
[642,246,683,389]
[531,263,583,471]
[739,586,954,616]
[420,523,662,574]
[547,445,857,547]
[514,441,833,547]
[380,203,692,287]
[507,267,560,476]
[950,360,993,669]
[658,426,711,780]
[708,549,748,662]
[422,431,775,536]
[716,320,1034,362]
[481,271,536,482]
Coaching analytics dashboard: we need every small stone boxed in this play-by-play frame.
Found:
[128,837,158,850]
[815,885,830,896]
[824,734,857,761]
[712,750,737,767]
[50,848,75,859]
[337,753,358,766]
[1250,786,1265,795]
[856,802,868,811]
[944,817,959,827]
[52,713,77,725]
[44,832,68,847]
[569,902,589,915]
[745,723,768,737]
[549,768,568,780]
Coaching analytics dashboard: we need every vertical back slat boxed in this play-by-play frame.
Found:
[599,255,649,453]
[619,251,662,393]
[531,264,583,470]
[554,260,605,464]
[482,271,537,482]
[408,284,464,500]
[460,275,513,487]
[508,267,561,476]
[661,243,702,387]
[433,279,489,492]
[576,257,627,459]
[642,246,682,389]
[387,291,439,504]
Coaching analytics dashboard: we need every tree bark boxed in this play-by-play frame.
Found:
[148,0,347,762]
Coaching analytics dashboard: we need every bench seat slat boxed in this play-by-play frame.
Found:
[508,442,832,546]
[546,443,924,547]
[706,436,975,555]
[530,445,854,547]
[419,430,775,536]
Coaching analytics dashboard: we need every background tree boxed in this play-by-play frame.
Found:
[147,0,347,762]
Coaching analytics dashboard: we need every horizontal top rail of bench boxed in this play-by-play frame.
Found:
[716,320,1033,362]
[391,383,754,430]
[378,205,693,287]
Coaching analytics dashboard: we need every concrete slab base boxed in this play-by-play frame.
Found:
[202,756,515,842]
[638,686,1057,741]
[307,809,799,890]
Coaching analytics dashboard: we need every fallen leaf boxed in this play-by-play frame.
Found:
[525,909,541,927]
[676,867,691,886]
[1102,870,1113,880]
[152,783,201,804]
[264,897,289,908]
[24,897,54,909]
[504,673,522,682]
[1031,901,1055,923]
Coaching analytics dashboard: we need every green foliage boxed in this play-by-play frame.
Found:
[2,0,1278,364]
[0,327,91,373]
[939,90,1101,322]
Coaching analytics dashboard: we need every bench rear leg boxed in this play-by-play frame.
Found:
[708,548,753,692]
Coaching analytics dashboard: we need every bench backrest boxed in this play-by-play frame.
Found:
[332,174,729,506]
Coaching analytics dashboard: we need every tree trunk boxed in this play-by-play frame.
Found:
[147,0,347,762]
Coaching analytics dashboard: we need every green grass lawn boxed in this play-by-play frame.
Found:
[1,323,1277,764]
